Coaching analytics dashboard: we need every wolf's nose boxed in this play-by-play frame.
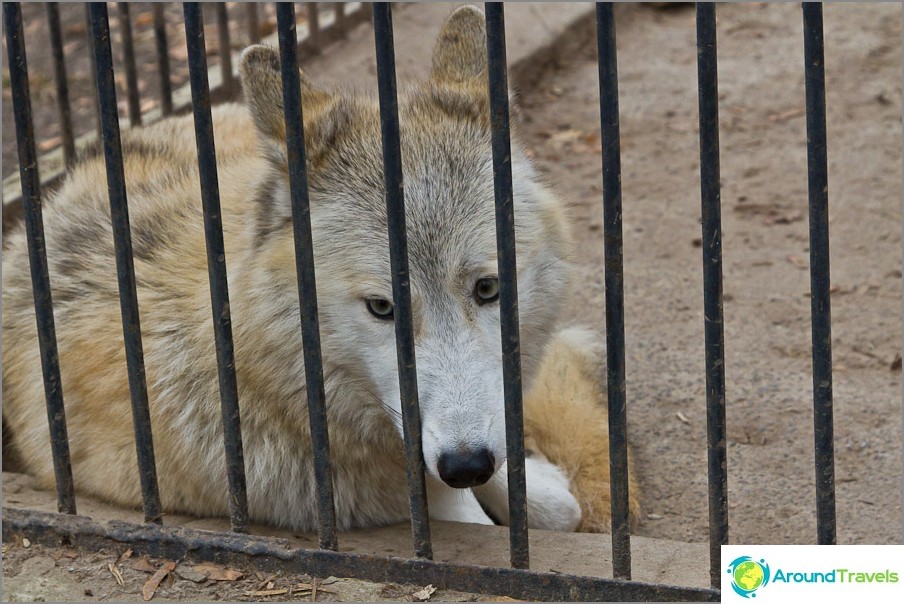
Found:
[437,448,495,488]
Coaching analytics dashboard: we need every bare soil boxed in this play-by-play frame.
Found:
[2,2,902,602]
[520,1,902,545]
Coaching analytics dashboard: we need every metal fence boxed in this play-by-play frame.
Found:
[2,2,837,601]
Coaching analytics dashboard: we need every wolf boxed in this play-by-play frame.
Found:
[2,6,638,532]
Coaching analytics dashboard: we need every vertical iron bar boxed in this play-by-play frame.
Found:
[85,3,101,139]
[696,2,728,588]
[802,1,837,546]
[46,3,75,166]
[88,2,163,525]
[4,1,77,516]
[334,2,345,28]
[485,3,529,571]
[372,2,433,561]
[216,3,234,96]
[183,2,250,534]
[595,1,631,580]
[153,3,173,117]
[117,2,141,126]
[246,3,260,44]
[308,4,321,51]
[275,2,339,551]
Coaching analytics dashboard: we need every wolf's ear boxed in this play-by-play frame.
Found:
[430,5,487,85]
[239,44,337,145]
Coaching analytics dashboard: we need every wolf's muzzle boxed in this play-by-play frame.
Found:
[437,448,495,488]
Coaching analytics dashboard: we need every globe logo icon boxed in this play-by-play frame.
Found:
[726,556,771,598]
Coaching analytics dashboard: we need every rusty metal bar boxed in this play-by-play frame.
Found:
[595,1,632,580]
[372,2,433,561]
[183,1,250,534]
[46,3,76,166]
[117,2,141,126]
[695,2,729,587]
[3,0,77,517]
[275,1,340,552]
[153,3,174,117]
[88,1,163,525]
[216,3,235,96]
[485,1,530,571]
[3,507,720,602]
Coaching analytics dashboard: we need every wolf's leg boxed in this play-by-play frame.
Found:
[426,478,494,525]
[473,456,582,532]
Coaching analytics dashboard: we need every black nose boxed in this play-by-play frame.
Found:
[437,448,496,488]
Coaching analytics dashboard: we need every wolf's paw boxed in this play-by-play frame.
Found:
[472,457,582,532]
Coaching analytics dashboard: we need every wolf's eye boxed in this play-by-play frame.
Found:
[474,277,500,305]
[366,298,394,320]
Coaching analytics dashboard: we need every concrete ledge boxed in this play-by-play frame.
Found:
[3,471,709,591]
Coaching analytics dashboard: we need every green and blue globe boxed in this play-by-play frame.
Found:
[727,556,771,598]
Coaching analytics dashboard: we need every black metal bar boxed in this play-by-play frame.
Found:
[308,4,321,51]
[334,2,346,28]
[117,2,141,126]
[595,1,631,580]
[88,2,163,525]
[153,3,174,117]
[246,3,260,44]
[802,1,837,546]
[371,2,433,561]
[46,3,75,166]
[275,2,339,552]
[485,2,529,571]
[85,4,102,139]
[4,507,720,602]
[3,1,77,517]
[182,2,250,535]
[695,2,728,588]
[216,3,235,96]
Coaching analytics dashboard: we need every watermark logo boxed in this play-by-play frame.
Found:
[727,556,771,598]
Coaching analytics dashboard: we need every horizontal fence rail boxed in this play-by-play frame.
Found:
[1,1,841,601]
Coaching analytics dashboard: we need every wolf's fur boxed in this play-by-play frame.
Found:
[2,6,637,531]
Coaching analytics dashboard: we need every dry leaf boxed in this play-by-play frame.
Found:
[142,560,176,601]
[38,136,62,152]
[247,588,289,597]
[412,584,437,601]
[676,411,690,424]
[768,107,805,123]
[108,563,125,586]
[131,556,158,573]
[786,255,809,270]
[118,548,133,562]
[192,561,243,581]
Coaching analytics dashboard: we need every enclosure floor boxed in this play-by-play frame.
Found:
[2,471,709,601]
[523,1,902,545]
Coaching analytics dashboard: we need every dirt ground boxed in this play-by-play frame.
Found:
[526,1,902,546]
[2,1,902,602]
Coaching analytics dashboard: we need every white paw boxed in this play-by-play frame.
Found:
[426,478,494,525]
[473,457,582,532]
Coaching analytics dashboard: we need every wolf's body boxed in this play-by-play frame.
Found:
[2,7,638,532]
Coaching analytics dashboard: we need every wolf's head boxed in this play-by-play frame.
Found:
[239,6,571,489]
